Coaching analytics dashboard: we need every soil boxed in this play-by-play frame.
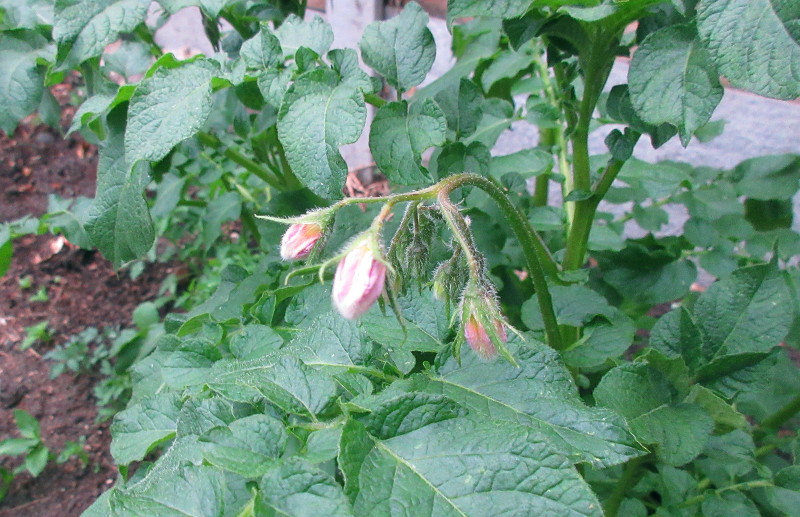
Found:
[0,84,176,517]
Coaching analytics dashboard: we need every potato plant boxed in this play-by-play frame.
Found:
[1,0,800,516]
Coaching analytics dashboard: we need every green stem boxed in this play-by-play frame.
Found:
[533,56,569,207]
[562,155,627,271]
[197,132,285,190]
[604,455,648,517]
[365,93,387,108]
[438,174,563,351]
[755,393,800,440]
[679,480,774,508]
[562,38,617,269]
[533,175,549,207]
[437,195,483,278]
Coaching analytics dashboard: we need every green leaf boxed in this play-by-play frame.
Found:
[696,0,800,100]
[229,324,283,361]
[522,284,615,329]
[176,396,254,437]
[85,111,155,268]
[465,98,514,148]
[208,355,338,417]
[629,24,723,146]
[489,148,552,179]
[701,491,760,517]
[447,0,534,25]
[434,142,491,180]
[162,338,222,389]
[595,363,714,466]
[288,312,371,368]
[434,78,482,138]
[0,438,39,456]
[199,414,287,478]
[125,60,215,164]
[650,307,705,371]
[109,462,231,517]
[110,392,182,465]
[299,427,342,466]
[13,409,41,439]
[278,69,366,199]
[255,457,353,517]
[0,31,51,134]
[729,154,800,201]
[274,14,333,58]
[360,1,435,93]
[360,290,450,355]
[240,26,282,70]
[369,99,446,186]
[423,341,644,468]
[694,263,792,360]
[685,385,748,433]
[201,191,241,247]
[0,0,54,29]
[339,414,603,516]
[361,393,467,440]
[25,444,49,477]
[53,0,150,66]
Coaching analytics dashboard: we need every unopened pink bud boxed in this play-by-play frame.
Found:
[280,223,322,260]
[332,243,386,319]
[464,314,506,359]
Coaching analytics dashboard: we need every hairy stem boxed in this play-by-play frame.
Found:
[438,174,563,351]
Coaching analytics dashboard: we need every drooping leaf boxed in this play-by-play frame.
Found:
[369,99,447,186]
[0,31,52,134]
[696,0,800,100]
[85,111,155,268]
[53,0,150,66]
[278,69,366,199]
[125,60,215,164]
[628,24,723,146]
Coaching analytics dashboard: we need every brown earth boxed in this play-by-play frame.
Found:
[0,86,176,517]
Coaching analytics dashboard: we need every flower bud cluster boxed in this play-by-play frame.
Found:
[456,278,514,363]
[272,200,515,363]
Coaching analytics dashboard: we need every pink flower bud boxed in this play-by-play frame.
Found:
[332,243,386,319]
[464,314,506,359]
[280,223,322,261]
